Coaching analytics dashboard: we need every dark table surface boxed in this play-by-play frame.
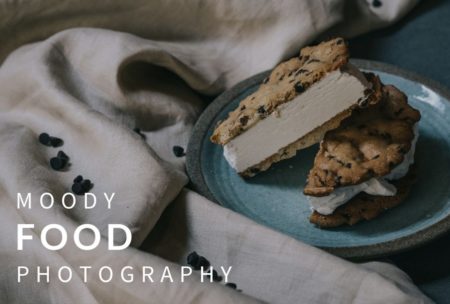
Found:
[350,0,450,302]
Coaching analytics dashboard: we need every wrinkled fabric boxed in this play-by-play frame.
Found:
[0,0,432,303]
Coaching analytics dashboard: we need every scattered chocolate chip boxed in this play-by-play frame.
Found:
[239,116,249,126]
[50,157,66,171]
[303,55,310,62]
[81,179,92,192]
[372,0,382,8]
[187,251,200,268]
[71,182,84,195]
[212,269,222,282]
[346,163,352,168]
[38,133,51,146]
[57,150,69,161]
[226,283,237,289]
[50,137,63,147]
[198,256,210,269]
[257,106,266,114]
[39,133,63,147]
[71,176,92,195]
[173,146,186,157]
[294,82,305,93]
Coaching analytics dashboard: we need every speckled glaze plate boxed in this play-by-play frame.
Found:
[187,59,450,259]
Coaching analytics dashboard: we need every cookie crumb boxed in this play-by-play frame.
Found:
[173,146,186,157]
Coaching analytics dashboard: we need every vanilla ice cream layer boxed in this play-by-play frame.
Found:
[308,124,419,215]
[223,64,370,173]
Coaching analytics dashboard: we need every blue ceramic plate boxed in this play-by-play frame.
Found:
[187,60,450,259]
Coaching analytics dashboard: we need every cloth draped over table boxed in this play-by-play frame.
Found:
[0,0,432,303]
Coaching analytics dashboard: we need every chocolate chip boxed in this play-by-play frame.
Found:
[346,163,352,168]
[239,116,249,126]
[50,137,63,147]
[74,175,83,183]
[187,251,200,268]
[372,0,382,8]
[81,179,92,192]
[38,133,51,146]
[334,175,342,185]
[173,146,185,157]
[294,82,305,93]
[71,182,84,195]
[372,155,380,160]
[198,256,210,269]
[57,150,69,161]
[50,157,67,171]
[212,270,222,282]
[257,106,266,114]
[240,105,246,110]
[226,283,237,289]
[295,69,308,76]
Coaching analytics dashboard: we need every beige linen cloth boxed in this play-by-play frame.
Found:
[0,0,433,303]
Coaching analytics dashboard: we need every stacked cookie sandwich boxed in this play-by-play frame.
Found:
[304,85,420,227]
[211,38,382,177]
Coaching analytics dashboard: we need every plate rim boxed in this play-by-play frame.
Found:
[186,59,450,260]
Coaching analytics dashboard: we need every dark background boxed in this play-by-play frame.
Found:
[350,0,450,302]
